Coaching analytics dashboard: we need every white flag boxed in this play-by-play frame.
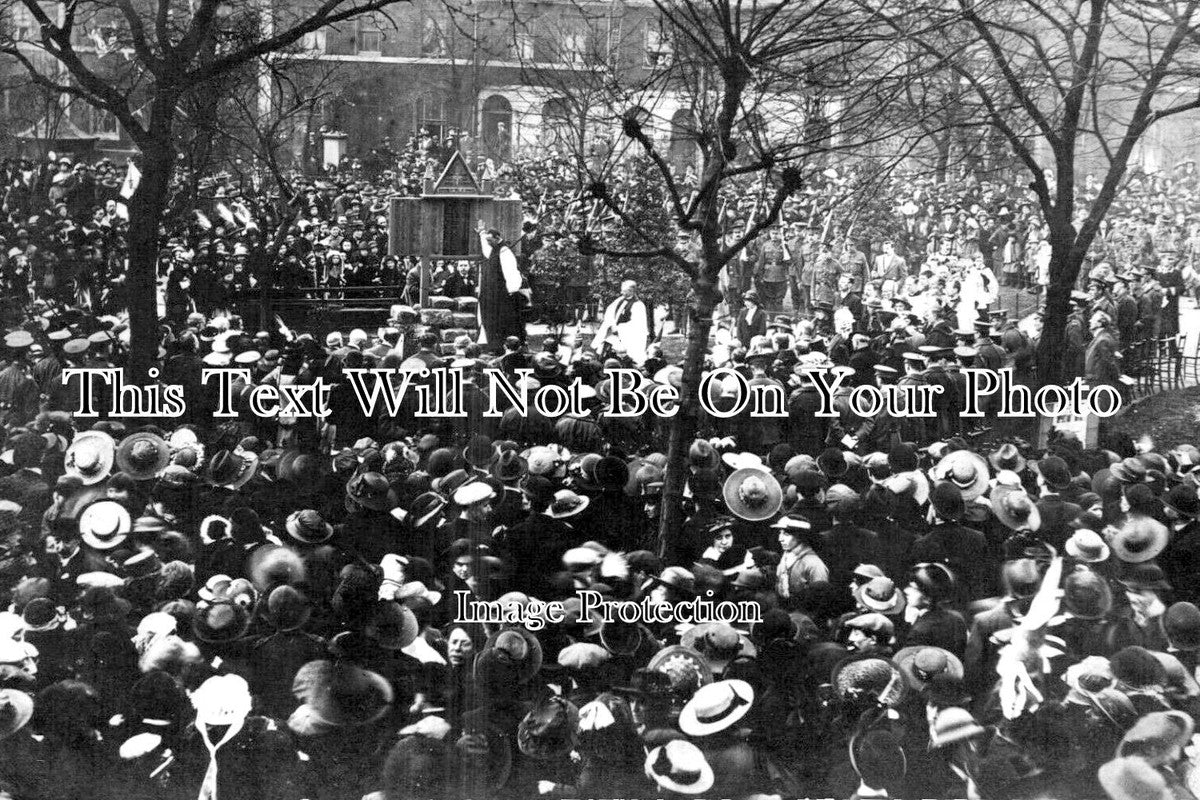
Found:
[120,161,140,200]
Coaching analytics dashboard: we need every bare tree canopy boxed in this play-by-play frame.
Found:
[864,0,1200,383]
[502,0,933,551]
[0,0,409,378]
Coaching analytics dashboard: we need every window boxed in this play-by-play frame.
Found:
[357,20,381,54]
[417,94,447,139]
[300,29,325,51]
[669,108,698,173]
[421,17,446,57]
[10,5,34,40]
[514,32,534,62]
[562,26,586,64]
[542,97,572,148]
[481,95,512,158]
[645,21,672,67]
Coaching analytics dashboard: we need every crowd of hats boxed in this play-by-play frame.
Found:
[0,150,1197,800]
[0,374,1198,799]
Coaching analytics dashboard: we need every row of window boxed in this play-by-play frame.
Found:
[316,16,672,67]
[4,5,674,67]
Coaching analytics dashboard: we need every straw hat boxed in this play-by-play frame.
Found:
[644,740,714,794]
[678,679,754,735]
[64,431,115,485]
[79,500,132,550]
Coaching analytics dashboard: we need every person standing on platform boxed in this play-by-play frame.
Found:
[476,220,525,349]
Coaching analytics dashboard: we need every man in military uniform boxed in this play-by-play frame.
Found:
[922,346,960,440]
[856,364,902,453]
[789,224,813,313]
[756,229,791,313]
[1090,276,1116,323]
[1113,274,1140,347]
[30,339,61,397]
[896,351,935,443]
[787,363,833,456]
[1085,310,1122,392]
[972,319,1006,418]
[972,320,1006,372]
[1064,292,1091,380]
[998,313,1034,378]
[0,332,40,426]
[812,242,841,307]
[949,346,976,434]
[840,238,870,293]
[1136,269,1164,341]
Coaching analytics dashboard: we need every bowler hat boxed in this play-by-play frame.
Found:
[1163,484,1200,518]
[1034,456,1072,490]
[907,562,955,604]
[1165,602,1200,651]
[929,481,965,521]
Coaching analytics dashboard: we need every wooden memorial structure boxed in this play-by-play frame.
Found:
[389,151,523,307]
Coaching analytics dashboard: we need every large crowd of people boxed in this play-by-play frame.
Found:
[0,139,1194,800]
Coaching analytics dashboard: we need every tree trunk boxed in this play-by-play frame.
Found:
[934,134,951,183]
[1035,234,1081,387]
[657,277,718,561]
[126,138,175,383]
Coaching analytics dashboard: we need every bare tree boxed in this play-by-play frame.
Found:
[513,0,920,553]
[867,0,1200,385]
[0,0,406,378]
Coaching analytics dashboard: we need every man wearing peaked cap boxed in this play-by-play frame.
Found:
[0,334,38,425]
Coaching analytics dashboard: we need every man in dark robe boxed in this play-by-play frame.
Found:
[476,221,524,349]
